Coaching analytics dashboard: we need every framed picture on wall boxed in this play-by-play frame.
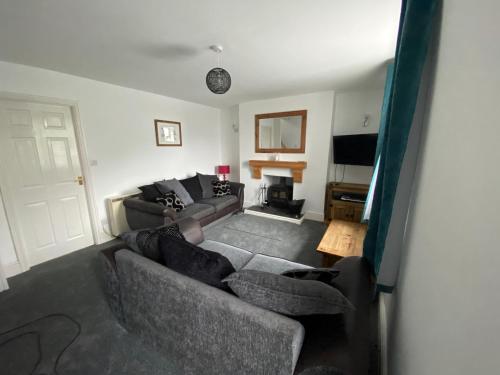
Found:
[155,120,182,146]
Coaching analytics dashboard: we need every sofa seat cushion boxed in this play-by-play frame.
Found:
[198,195,238,212]
[175,203,215,221]
[199,240,254,270]
[242,254,313,275]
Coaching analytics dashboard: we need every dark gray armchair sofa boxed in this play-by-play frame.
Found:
[99,218,376,375]
[123,181,244,230]
[100,218,306,375]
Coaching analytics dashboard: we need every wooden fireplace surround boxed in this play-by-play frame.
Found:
[248,160,307,183]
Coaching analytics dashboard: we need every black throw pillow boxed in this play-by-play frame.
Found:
[156,191,186,212]
[138,184,162,202]
[282,268,340,286]
[135,223,185,263]
[159,235,235,291]
[179,176,203,202]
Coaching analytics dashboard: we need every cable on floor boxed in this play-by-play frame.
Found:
[0,313,81,375]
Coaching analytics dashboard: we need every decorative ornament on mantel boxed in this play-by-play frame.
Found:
[206,45,231,94]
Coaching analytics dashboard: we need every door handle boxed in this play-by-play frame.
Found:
[75,176,84,185]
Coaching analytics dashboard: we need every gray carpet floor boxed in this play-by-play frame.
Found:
[0,214,326,375]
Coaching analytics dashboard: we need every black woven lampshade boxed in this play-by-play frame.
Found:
[206,67,231,94]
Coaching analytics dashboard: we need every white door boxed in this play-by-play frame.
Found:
[0,100,93,267]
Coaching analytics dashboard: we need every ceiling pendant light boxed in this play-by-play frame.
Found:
[206,45,231,94]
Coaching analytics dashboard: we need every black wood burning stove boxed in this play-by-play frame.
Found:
[267,177,293,208]
[265,177,305,218]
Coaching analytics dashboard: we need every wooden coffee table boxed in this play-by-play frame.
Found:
[316,219,368,267]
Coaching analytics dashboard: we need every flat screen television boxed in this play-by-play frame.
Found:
[333,134,378,166]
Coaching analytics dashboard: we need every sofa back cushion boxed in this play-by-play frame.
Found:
[179,176,203,201]
[138,184,162,202]
[197,172,218,199]
[155,178,194,205]
[159,235,235,291]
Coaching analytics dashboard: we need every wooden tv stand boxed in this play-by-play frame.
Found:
[324,182,369,222]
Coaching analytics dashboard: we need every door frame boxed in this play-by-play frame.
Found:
[0,260,8,291]
[0,92,99,273]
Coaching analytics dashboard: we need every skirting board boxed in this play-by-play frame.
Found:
[3,260,22,278]
[243,201,324,223]
[244,208,305,225]
[379,293,390,375]
[304,211,324,222]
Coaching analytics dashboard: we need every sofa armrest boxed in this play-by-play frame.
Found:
[123,197,173,217]
[177,217,204,245]
[228,181,245,210]
[116,250,304,375]
[99,242,130,324]
[123,197,176,230]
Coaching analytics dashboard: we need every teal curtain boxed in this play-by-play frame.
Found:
[363,0,438,281]
[361,63,394,223]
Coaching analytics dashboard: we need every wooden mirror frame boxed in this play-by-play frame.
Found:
[255,110,307,153]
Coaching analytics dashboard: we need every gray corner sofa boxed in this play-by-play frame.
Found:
[100,218,376,375]
[123,181,244,230]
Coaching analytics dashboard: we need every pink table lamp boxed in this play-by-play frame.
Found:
[217,165,230,180]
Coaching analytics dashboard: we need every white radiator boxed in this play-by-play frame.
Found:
[106,192,140,236]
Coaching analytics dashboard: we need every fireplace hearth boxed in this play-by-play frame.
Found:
[244,176,306,223]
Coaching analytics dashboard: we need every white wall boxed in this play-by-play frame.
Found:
[220,105,240,181]
[239,91,335,221]
[387,2,500,374]
[329,89,384,184]
[0,61,222,271]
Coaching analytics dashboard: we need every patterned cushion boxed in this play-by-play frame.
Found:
[156,191,186,212]
[212,180,232,197]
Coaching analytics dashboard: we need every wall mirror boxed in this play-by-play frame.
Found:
[255,110,307,153]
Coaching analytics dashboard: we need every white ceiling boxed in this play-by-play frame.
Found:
[0,0,401,108]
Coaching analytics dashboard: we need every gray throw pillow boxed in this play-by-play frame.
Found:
[223,269,354,316]
[196,172,218,199]
[155,178,194,205]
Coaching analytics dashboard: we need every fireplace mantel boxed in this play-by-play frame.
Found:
[248,160,307,183]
